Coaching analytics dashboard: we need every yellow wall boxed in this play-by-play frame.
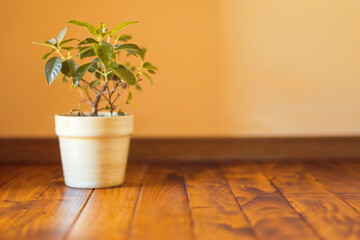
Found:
[0,0,359,137]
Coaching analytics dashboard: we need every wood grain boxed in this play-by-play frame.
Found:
[0,166,23,186]
[0,166,90,239]
[2,137,360,164]
[221,163,319,240]
[305,162,360,213]
[1,163,360,240]
[129,164,193,240]
[68,164,145,240]
[183,164,257,240]
[262,163,360,240]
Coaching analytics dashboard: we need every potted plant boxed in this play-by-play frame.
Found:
[33,20,157,188]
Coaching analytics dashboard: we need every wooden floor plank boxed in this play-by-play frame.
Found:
[183,164,258,240]
[305,162,360,214]
[305,162,360,193]
[68,164,145,240]
[262,163,360,240]
[0,166,24,186]
[221,163,319,240]
[0,165,91,240]
[129,164,192,240]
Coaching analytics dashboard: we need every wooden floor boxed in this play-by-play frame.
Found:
[1,162,360,240]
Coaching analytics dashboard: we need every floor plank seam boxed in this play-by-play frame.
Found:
[0,167,26,188]
[12,172,59,227]
[182,167,195,240]
[218,163,262,240]
[63,188,94,240]
[257,163,324,240]
[305,170,360,217]
[127,163,147,240]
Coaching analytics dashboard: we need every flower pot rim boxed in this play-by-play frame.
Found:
[55,112,133,118]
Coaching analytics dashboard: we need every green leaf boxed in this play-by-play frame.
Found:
[110,21,138,37]
[90,80,100,89]
[138,48,147,61]
[136,84,142,91]
[93,43,113,67]
[57,27,67,44]
[80,48,95,59]
[109,63,136,85]
[32,42,56,49]
[116,43,142,52]
[44,57,62,85]
[105,105,110,110]
[143,62,158,70]
[46,38,56,45]
[116,110,125,116]
[61,59,78,77]
[59,38,79,46]
[62,47,74,51]
[127,92,132,101]
[148,69,156,74]
[42,49,55,60]
[78,38,98,45]
[73,62,95,86]
[114,34,132,43]
[95,71,101,79]
[142,72,153,85]
[78,46,93,55]
[62,75,69,83]
[97,22,106,33]
[68,20,98,37]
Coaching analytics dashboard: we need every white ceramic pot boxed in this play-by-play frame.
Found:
[55,113,134,189]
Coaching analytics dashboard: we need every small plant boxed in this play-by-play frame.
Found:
[33,20,157,116]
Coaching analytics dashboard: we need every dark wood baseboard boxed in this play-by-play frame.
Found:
[1,137,360,164]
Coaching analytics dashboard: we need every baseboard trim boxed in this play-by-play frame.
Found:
[1,137,360,164]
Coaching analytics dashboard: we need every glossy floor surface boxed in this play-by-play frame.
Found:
[1,162,360,240]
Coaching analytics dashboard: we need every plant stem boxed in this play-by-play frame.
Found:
[80,79,109,102]
[103,69,113,116]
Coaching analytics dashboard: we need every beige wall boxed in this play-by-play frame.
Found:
[0,0,359,137]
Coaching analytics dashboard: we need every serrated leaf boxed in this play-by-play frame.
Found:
[61,59,78,77]
[116,43,142,52]
[57,27,67,43]
[73,62,95,86]
[110,21,138,37]
[109,63,136,85]
[59,38,79,46]
[127,92,132,101]
[142,72,153,85]
[78,38,98,45]
[45,57,62,85]
[93,43,113,67]
[42,49,55,60]
[68,20,98,37]
[90,80,100,89]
